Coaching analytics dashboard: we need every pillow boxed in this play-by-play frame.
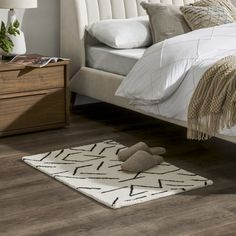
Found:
[141,2,191,44]
[192,0,236,20]
[87,17,152,49]
[180,5,234,30]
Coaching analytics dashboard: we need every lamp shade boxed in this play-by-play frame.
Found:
[0,0,37,9]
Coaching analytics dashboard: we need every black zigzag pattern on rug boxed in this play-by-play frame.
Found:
[22,140,213,209]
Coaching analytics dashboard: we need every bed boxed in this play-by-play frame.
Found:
[60,0,236,144]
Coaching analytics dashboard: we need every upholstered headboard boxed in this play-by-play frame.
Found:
[60,0,196,77]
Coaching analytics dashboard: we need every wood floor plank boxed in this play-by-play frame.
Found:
[0,103,235,236]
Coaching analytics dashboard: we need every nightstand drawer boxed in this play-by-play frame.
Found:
[0,66,64,94]
[0,89,65,133]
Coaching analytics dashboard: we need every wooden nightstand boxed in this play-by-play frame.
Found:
[0,60,70,136]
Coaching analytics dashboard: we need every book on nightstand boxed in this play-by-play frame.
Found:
[9,54,69,68]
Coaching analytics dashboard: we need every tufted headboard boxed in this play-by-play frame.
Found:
[60,0,196,77]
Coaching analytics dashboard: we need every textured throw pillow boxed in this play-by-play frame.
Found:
[193,0,236,20]
[87,17,152,49]
[180,6,234,30]
[141,2,191,43]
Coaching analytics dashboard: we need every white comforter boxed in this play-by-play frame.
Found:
[116,23,236,136]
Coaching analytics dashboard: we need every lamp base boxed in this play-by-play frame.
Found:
[7,9,26,55]
[2,55,15,61]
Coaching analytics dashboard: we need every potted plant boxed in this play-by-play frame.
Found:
[0,20,21,56]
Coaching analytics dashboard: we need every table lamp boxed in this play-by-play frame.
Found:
[0,0,37,57]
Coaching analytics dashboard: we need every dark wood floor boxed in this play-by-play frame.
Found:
[0,103,236,236]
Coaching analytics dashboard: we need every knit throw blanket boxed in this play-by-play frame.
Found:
[187,55,236,140]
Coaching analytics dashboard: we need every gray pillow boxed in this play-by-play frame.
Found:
[141,2,191,44]
[192,0,236,21]
[180,5,234,31]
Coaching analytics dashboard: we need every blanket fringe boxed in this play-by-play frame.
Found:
[187,55,236,140]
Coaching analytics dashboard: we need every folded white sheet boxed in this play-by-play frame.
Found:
[86,46,145,75]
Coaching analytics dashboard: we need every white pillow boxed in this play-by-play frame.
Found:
[87,17,152,49]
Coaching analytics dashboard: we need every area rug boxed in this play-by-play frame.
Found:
[22,140,213,209]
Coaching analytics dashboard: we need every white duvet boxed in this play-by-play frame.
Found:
[116,23,236,136]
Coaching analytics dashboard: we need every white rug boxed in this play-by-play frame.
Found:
[22,140,213,209]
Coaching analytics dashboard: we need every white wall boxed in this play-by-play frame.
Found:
[0,0,60,56]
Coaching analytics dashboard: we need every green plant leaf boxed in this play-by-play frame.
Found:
[15,29,20,35]
[0,21,6,35]
[13,20,20,28]
[0,20,20,54]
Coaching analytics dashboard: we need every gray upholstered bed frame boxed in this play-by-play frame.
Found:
[60,0,236,144]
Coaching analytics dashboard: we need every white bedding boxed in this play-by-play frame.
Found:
[86,46,145,76]
[116,23,236,136]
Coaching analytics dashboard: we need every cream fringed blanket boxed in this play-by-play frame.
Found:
[188,55,236,140]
